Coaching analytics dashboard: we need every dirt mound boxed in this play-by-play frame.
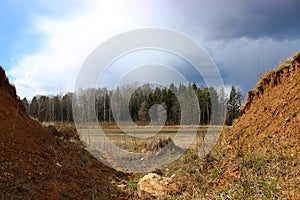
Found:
[225,51,300,156]
[208,51,300,198]
[0,67,126,199]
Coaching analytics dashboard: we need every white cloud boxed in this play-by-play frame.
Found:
[8,0,144,99]
[8,0,300,99]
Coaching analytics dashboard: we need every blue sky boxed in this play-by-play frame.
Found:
[0,1,38,69]
[0,0,78,69]
[1,0,300,99]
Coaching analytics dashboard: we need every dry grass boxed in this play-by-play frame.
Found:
[165,128,300,200]
[110,126,299,199]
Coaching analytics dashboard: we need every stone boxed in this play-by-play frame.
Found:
[137,173,182,199]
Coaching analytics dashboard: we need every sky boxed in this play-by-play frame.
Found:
[1,0,300,99]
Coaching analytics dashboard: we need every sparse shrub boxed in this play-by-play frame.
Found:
[47,145,56,154]
[128,181,138,190]
[81,155,90,166]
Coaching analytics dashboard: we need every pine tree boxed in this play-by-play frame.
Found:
[226,86,243,125]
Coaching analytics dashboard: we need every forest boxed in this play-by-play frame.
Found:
[22,83,243,126]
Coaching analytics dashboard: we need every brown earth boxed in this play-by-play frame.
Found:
[206,51,300,198]
[0,67,129,199]
[219,51,300,158]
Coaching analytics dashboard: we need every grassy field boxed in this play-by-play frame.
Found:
[45,122,299,199]
[45,122,228,151]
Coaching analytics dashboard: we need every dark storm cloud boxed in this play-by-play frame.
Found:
[206,0,300,40]
[141,0,300,95]
[151,0,300,40]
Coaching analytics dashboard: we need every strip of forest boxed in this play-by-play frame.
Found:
[21,83,243,126]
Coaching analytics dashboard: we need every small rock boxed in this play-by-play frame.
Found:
[291,153,294,157]
[45,125,63,137]
[285,117,291,122]
[117,184,126,190]
[137,173,182,199]
[56,163,62,167]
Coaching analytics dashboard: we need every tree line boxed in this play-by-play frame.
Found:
[22,84,243,126]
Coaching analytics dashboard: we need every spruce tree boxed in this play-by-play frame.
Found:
[226,86,243,125]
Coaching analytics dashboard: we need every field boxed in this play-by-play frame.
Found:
[51,123,299,199]
[46,122,227,154]
[44,122,227,171]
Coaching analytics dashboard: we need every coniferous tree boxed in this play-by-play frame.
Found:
[226,86,243,125]
[62,93,73,122]
[29,96,39,119]
[22,98,29,114]
[198,87,211,125]
[208,86,219,125]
